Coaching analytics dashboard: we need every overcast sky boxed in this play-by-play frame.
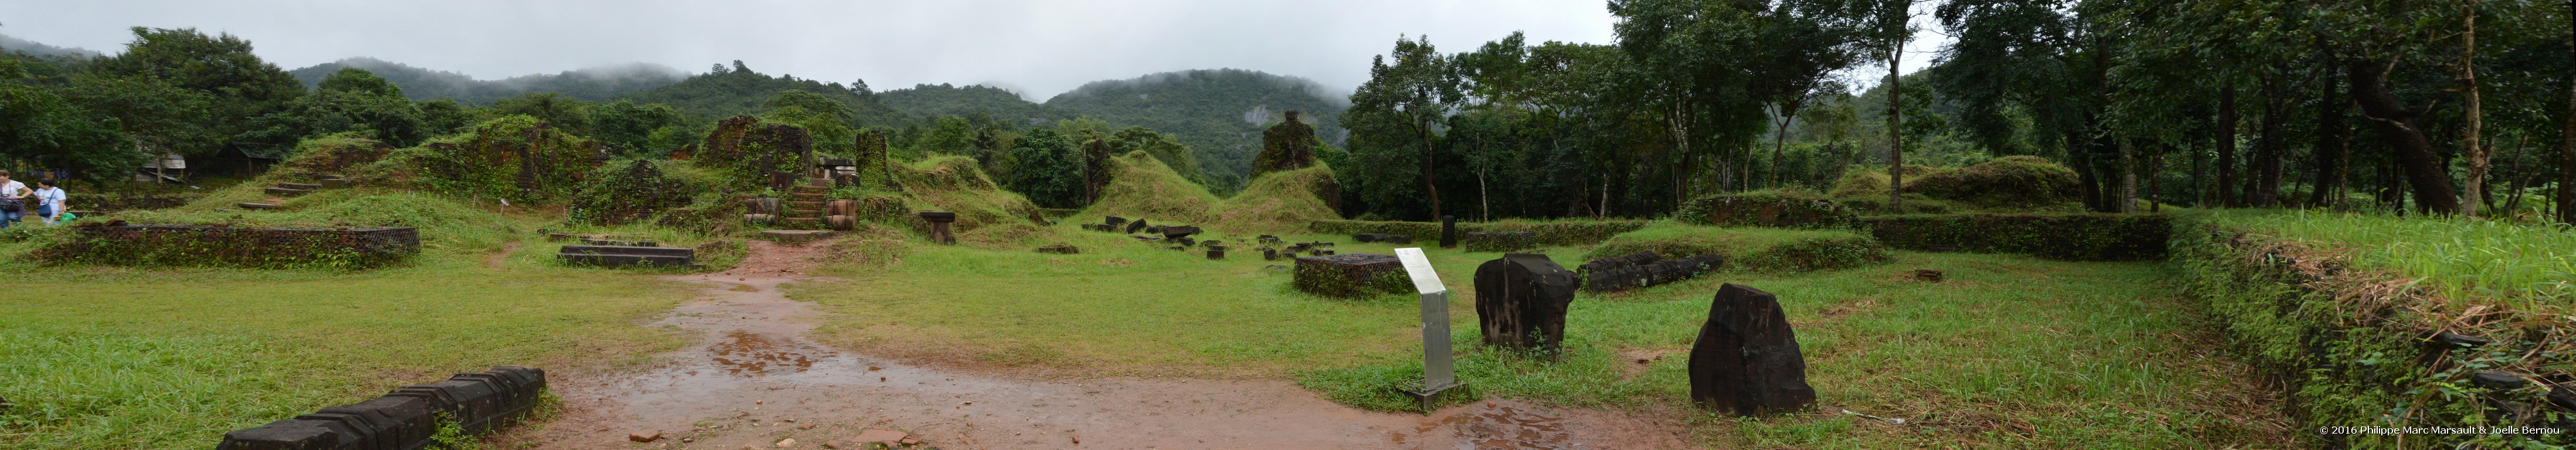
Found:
[1,0,1948,100]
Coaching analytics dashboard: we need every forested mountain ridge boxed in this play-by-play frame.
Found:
[877,83,1068,125]
[0,33,102,58]
[617,60,914,128]
[287,57,685,104]
[1045,69,1349,179]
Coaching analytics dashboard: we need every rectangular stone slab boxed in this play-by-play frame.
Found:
[558,245,694,257]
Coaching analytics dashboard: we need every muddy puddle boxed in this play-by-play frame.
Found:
[506,241,1689,449]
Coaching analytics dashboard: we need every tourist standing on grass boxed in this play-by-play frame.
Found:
[32,179,66,225]
[0,171,28,229]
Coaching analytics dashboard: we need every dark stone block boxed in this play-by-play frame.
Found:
[1207,248,1225,260]
[1292,253,1408,298]
[1162,226,1201,238]
[1385,235,1414,244]
[1475,254,1578,353]
[1353,233,1382,243]
[1580,251,1662,273]
[276,183,323,190]
[1105,216,1128,227]
[1263,248,1279,260]
[216,419,344,450]
[1440,215,1458,248]
[1689,284,1815,415]
[1037,244,1080,254]
[1462,231,1538,253]
[1124,219,1149,234]
[1175,237,1197,246]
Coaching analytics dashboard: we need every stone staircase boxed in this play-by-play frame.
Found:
[781,178,831,227]
[239,173,351,210]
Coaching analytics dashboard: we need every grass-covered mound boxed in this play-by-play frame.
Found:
[367,115,605,203]
[1865,213,2170,261]
[882,155,1046,238]
[1079,151,1223,224]
[1904,156,2082,209]
[1076,151,1344,234]
[1676,189,1860,230]
[1831,158,2083,213]
[2174,211,2575,448]
[1584,222,1889,272]
[1211,165,1340,234]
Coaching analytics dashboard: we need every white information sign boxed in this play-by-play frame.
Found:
[1395,248,1443,294]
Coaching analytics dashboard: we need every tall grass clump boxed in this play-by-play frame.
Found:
[2210,210,2576,308]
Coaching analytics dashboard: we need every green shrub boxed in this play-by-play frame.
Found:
[1291,258,1411,299]
[1903,155,2082,209]
[567,159,697,226]
[1585,222,1888,272]
[1825,165,1946,199]
[2171,220,2571,448]
[1675,189,1860,230]
[1864,213,2169,260]
[1833,193,1956,214]
[690,115,812,190]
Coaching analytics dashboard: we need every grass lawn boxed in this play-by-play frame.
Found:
[0,234,695,450]
[795,223,2294,448]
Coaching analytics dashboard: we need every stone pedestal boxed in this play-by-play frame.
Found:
[920,211,957,244]
[1292,253,1406,298]
[1689,284,1815,415]
[1473,254,1578,353]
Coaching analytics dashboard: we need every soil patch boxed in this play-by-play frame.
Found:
[497,241,1692,449]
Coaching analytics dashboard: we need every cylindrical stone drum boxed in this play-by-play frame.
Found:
[826,214,856,230]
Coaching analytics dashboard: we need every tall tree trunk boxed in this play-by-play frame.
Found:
[2309,73,2351,207]
[2350,59,2465,214]
[2256,73,2288,207]
[2150,144,2165,212]
[2462,0,2486,217]
[2073,128,2103,210]
[2194,111,2209,206]
[2564,23,2576,224]
[2119,138,2137,213]
[1770,104,1795,190]
[1418,126,1443,221]
[2218,81,2240,207]
[1887,52,1905,213]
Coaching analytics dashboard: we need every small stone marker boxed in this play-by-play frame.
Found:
[1124,219,1150,234]
[1263,247,1280,260]
[1912,268,1943,282]
[920,211,958,244]
[1206,247,1226,260]
[1395,247,1463,412]
[1440,215,1459,248]
[1473,254,1577,354]
[1689,284,1816,415]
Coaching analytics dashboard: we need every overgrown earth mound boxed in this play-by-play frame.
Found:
[1077,151,1343,234]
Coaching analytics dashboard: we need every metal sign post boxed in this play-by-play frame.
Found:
[1395,247,1460,412]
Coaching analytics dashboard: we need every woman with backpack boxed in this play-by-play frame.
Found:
[0,171,28,229]
[32,179,67,225]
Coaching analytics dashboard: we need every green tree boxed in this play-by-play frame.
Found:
[1007,128,1083,207]
[1343,35,1461,220]
[240,67,431,147]
[592,100,682,155]
[90,27,304,155]
[0,64,149,182]
[762,90,857,155]
[487,92,594,135]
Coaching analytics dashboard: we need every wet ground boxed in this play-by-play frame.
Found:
[503,240,1692,449]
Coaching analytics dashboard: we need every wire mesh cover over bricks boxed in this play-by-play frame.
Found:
[1292,253,1410,298]
[1689,284,1815,416]
[1578,251,1724,293]
[42,224,419,270]
[217,366,546,450]
[1474,254,1577,353]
